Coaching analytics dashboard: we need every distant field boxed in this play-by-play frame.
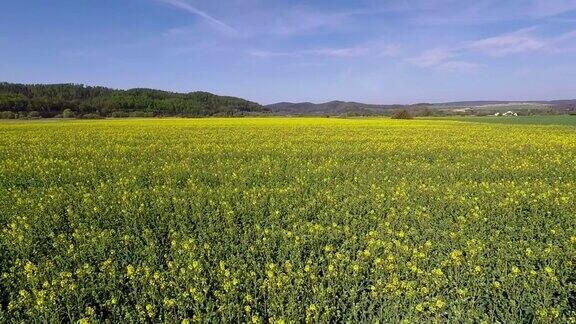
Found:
[0,118,575,322]
[436,115,576,126]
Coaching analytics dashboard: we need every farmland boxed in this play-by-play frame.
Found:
[440,115,576,126]
[0,118,575,322]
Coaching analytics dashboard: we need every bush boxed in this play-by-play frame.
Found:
[0,111,16,119]
[28,111,41,119]
[62,109,75,118]
[111,111,129,118]
[128,111,155,118]
[391,110,414,119]
[81,113,103,119]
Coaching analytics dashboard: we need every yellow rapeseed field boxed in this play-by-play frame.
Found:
[0,118,575,322]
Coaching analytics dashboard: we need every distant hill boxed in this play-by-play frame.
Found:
[0,82,268,118]
[267,101,405,116]
[547,99,576,107]
[1,82,574,118]
[268,99,576,116]
[436,100,576,107]
[433,101,529,107]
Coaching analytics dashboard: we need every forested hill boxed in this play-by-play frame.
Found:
[0,82,268,118]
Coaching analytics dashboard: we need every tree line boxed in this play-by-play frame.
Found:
[0,82,268,118]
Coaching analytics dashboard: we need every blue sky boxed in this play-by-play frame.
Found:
[1,0,575,104]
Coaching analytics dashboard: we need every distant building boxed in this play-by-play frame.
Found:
[502,111,518,116]
[452,108,471,113]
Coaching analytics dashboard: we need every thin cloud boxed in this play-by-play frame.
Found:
[406,48,456,67]
[467,27,576,56]
[264,4,404,36]
[406,48,479,72]
[158,0,239,36]
[249,40,401,59]
[551,30,576,52]
[249,46,370,59]
[314,47,370,57]
[271,7,351,36]
[248,50,287,58]
[437,61,481,72]
[467,28,545,56]
[407,0,576,26]
[379,44,403,57]
[408,27,576,72]
[531,0,576,17]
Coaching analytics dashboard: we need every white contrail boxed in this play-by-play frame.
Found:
[159,0,238,36]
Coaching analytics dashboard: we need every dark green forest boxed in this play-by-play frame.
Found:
[0,83,268,118]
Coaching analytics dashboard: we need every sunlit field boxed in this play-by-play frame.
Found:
[440,115,576,126]
[1,118,575,322]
